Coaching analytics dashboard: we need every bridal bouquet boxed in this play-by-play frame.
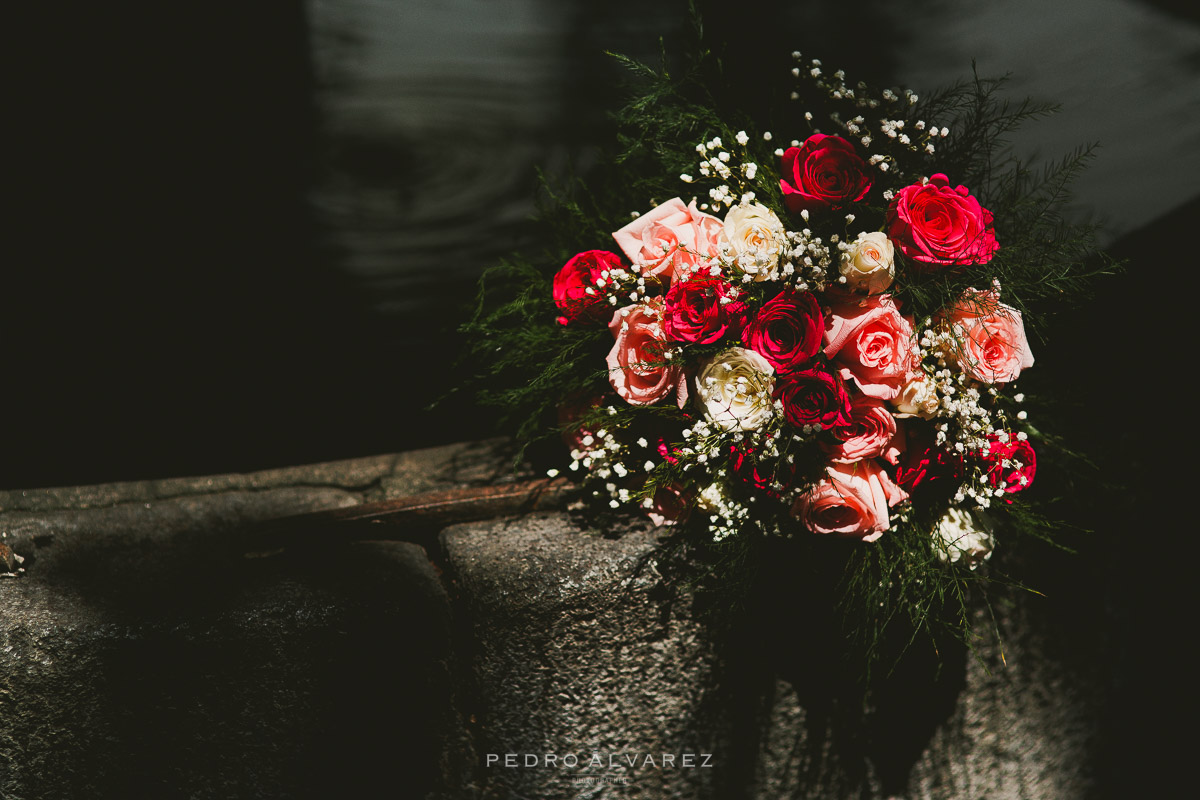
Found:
[466,39,1110,656]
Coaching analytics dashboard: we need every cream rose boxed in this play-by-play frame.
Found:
[839,231,895,294]
[694,347,776,431]
[933,507,994,568]
[720,202,787,281]
[892,375,939,418]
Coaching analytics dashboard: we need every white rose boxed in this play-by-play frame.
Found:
[696,482,730,512]
[892,375,939,418]
[934,507,994,568]
[694,347,777,431]
[839,231,895,294]
[720,202,787,281]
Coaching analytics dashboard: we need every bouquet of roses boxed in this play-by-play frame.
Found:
[466,42,1109,655]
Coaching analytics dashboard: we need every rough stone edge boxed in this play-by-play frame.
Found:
[0,438,516,514]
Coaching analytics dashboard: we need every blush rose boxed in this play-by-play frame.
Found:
[606,299,687,406]
[941,288,1034,384]
[612,198,723,284]
[824,294,918,401]
[791,461,908,541]
[822,396,902,464]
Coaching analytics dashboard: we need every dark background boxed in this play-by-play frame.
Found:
[7,0,1197,490]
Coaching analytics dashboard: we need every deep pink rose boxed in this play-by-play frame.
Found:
[741,289,824,374]
[792,461,908,541]
[552,250,623,326]
[611,198,724,283]
[886,174,999,267]
[895,422,963,494]
[606,299,687,406]
[824,294,918,401]
[941,288,1034,384]
[779,134,872,214]
[822,396,901,465]
[663,273,746,344]
[775,362,853,430]
[980,434,1036,496]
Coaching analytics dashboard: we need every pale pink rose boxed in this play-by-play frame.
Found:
[942,288,1034,384]
[612,198,724,283]
[606,299,687,406]
[690,200,725,267]
[821,396,901,464]
[823,294,918,401]
[791,461,908,542]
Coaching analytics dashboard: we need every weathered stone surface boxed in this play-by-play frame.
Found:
[0,438,513,515]
[0,440,512,800]
[0,540,465,800]
[442,512,1112,800]
[0,439,1121,798]
[442,512,730,799]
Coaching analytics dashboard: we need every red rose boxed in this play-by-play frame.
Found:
[774,362,852,430]
[979,434,1036,496]
[741,288,824,374]
[662,273,746,344]
[552,250,622,325]
[895,425,964,494]
[729,443,798,498]
[648,482,691,527]
[886,174,999,268]
[779,134,872,214]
